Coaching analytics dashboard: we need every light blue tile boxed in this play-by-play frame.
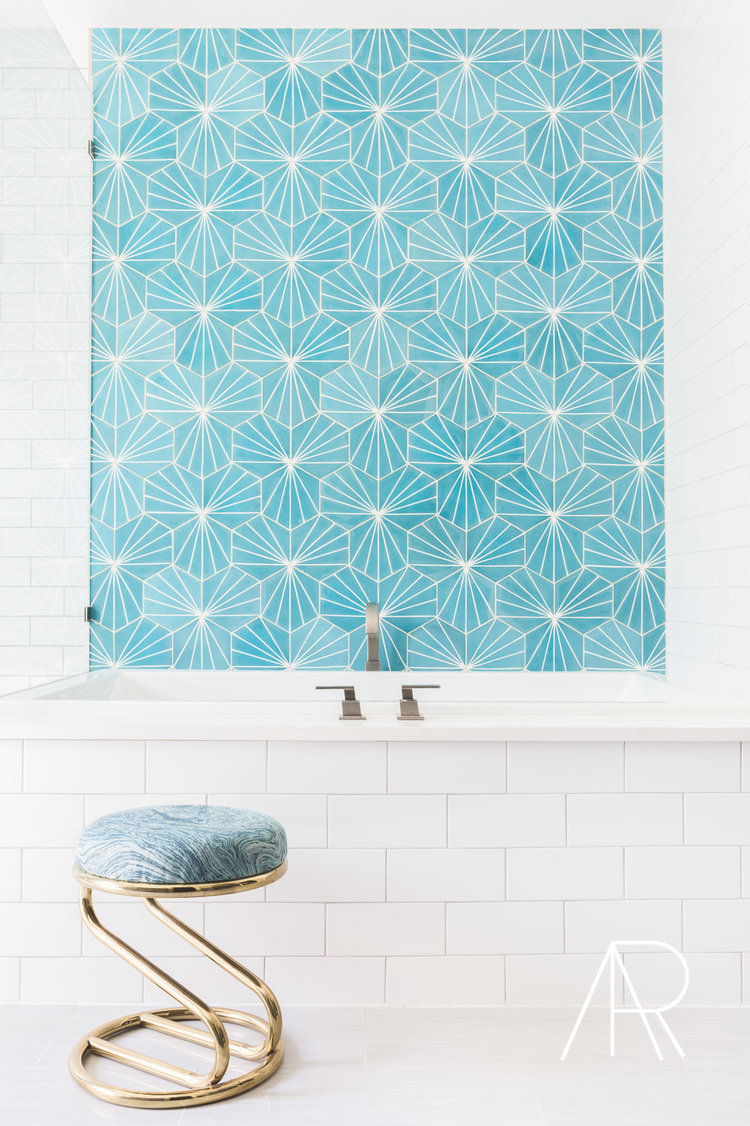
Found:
[353,29,407,74]
[265,65,321,123]
[232,617,288,668]
[236,28,294,72]
[408,618,467,669]
[90,25,664,671]
[289,617,349,669]
[526,29,582,74]
[178,28,235,74]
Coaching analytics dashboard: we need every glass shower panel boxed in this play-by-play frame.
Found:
[0,14,92,694]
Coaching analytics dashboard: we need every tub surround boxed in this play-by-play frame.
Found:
[89,27,664,673]
[1,727,749,1007]
[1,669,747,1010]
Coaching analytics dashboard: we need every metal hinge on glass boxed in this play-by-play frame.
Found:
[87,139,96,159]
[83,606,94,623]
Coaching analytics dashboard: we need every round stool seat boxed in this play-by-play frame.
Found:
[74,804,287,887]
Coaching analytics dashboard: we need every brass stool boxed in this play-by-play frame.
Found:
[69,804,287,1109]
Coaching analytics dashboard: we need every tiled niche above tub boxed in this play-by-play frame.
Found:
[89,28,664,672]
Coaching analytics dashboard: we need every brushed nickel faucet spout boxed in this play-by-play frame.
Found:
[365,602,381,671]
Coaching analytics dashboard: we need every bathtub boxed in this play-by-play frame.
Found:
[1,669,747,740]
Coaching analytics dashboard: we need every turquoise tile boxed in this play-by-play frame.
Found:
[236,28,294,72]
[89,618,172,669]
[321,567,377,628]
[91,26,664,671]
[353,29,407,74]
[232,617,289,668]
[289,617,349,669]
[292,30,351,76]
[265,65,321,124]
[178,28,235,74]
[526,29,582,74]
[408,618,467,669]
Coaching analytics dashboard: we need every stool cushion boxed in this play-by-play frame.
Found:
[75,804,287,885]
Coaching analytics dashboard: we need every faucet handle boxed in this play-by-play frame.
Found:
[316,685,365,721]
[398,684,440,721]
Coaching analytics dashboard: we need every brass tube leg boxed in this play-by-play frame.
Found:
[143,896,282,1055]
[68,886,284,1109]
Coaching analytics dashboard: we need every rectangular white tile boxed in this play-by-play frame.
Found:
[0,740,22,790]
[0,557,30,581]
[743,847,750,897]
[507,847,623,901]
[685,794,750,844]
[0,794,83,847]
[626,742,741,792]
[0,903,80,956]
[146,740,266,794]
[0,620,29,646]
[742,954,750,1003]
[447,902,563,955]
[623,951,742,1005]
[387,848,504,902]
[327,903,444,956]
[449,795,565,847]
[328,796,446,848]
[20,956,143,1004]
[684,899,750,951]
[205,902,325,956]
[505,954,608,1005]
[508,742,623,793]
[626,846,740,898]
[564,900,683,953]
[388,742,506,794]
[268,741,386,794]
[267,849,385,903]
[209,793,327,848]
[20,848,76,901]
[267,956,385,1006]
[386,956,505,1005]
[567,794,684,845]
[23,739,144,793]
[0,959,20,1002]
[0,849,21,900]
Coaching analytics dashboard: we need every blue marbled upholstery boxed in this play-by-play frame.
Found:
[75,805,287,885]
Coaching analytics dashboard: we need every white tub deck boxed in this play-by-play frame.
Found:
[1,671,748,740]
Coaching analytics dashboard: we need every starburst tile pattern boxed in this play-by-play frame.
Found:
[90,27,664,671]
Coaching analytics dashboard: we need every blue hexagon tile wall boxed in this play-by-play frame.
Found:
[89,27,665,672]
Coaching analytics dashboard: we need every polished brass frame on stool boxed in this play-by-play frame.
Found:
[69,859,287,1109]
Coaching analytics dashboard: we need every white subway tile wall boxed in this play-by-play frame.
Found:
[1,737,749,1006]
[0,28,90,696]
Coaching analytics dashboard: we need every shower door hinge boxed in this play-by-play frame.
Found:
[83,605,94,623]
[87,139,96,160]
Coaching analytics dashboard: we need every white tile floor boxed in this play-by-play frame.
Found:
[3,1003,750,1124]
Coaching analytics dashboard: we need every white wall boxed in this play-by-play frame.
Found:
[0,25,91,695]
[1,735,748,1006]
[662,0,750,696]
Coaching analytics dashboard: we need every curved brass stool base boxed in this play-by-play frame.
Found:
[69,870,287,1109]
[69,1006,284,1109]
